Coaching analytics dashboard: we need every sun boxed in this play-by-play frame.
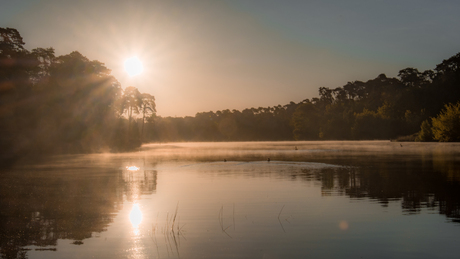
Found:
[124,56,144,77]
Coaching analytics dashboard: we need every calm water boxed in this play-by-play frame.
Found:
[1,141,460,259]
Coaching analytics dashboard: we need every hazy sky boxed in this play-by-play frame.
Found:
[2,0,460,117]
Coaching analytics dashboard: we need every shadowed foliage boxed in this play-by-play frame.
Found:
[142,52,460,143]
[431,102,460,142]
[0,28,157,163]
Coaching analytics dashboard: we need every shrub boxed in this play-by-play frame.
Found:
[416,120,434,142]
[431,102,460,142]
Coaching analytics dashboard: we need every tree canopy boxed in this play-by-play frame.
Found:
[0,28,156,163]
[143,52,460,143]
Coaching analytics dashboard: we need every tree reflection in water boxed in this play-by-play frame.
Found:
[288,156,460,223]
[0,151,459,258]
[0,160,157,259]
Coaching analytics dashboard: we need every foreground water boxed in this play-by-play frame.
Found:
[1,141,460,259]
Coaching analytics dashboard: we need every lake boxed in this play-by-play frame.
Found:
[1,141,460,259]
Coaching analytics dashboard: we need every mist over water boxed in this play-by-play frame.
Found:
[1,141,460,259]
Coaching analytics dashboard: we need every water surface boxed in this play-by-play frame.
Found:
[1,141,460,258]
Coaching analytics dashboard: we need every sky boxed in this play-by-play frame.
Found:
[1,0,460,117]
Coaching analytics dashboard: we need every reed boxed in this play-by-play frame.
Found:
[218,205,232,238]
[149,203,185,258]
[278,204,286,233]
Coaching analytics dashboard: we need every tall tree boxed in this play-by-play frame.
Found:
[291,102,320,140]
[139,93,156,140]
[119,86,142,122]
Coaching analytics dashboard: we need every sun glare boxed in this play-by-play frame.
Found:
[130,203,143,232]
[124,56,144,77]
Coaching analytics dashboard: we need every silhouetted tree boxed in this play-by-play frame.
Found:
[292,102,320,140]
[139,93,156,140]
[119,86,142,122]
[1,28,126,159]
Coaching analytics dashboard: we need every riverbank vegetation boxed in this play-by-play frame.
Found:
[146,54,460,143]
[1,27,460,163]
[0,28,155,164]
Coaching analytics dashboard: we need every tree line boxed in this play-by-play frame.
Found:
[146,52,460,142]
[2,27,460,164]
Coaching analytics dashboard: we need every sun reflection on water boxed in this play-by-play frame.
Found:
[129,204,143,235]
[126,166,140,171]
